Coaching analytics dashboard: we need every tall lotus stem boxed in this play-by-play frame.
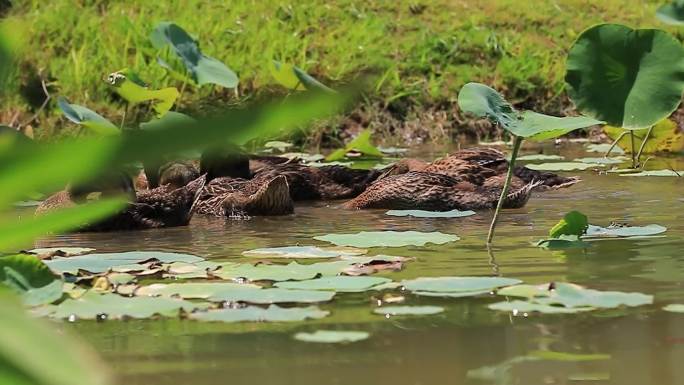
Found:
[486,135,523,245]
[635,125,653,167]
[630,130,637,168]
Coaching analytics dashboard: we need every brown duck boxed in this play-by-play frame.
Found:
[345,147,577,211]
[36,174,206,231]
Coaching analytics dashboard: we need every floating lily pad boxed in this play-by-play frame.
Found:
[27,247,95,258]
[314,231,459,248]
[190,305,329,323]
[242,246,366,259]
[400,277,522,293]
[275,276,392,292]
[264,141,293,152]
[516,154,564,161]
[280,152,325,163]
[0,254,63,306]
[136,282,260,299]
[213,262,324,281]
[620,170,683,177]
[585,143,625,154]
[584,224,667,238]
[209,288,335,304]
[489,282,653,314]
[574,157,626,165]
[385,209,476,218]
[663,304,684,313]
[373,305,444,316]
[49,291,203,320]
[537,236,591,250]
[294,330,370,343]
[411,289,492,298]
[45,251,204,274]
[378,146,409,155]
[526,162,604,171]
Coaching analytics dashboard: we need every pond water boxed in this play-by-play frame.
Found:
[35,143,684,385]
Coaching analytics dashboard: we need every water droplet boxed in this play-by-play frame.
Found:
[67,314,77,323]
[512,309,519,316]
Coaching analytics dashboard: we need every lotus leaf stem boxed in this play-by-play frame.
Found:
[635,125,653,167]
[486,135,523,245]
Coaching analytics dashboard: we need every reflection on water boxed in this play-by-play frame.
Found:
[37,144,684,385]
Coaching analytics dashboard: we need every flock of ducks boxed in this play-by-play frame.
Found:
[35,147,579,232]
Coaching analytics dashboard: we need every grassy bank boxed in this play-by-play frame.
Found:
[1,0,672,144]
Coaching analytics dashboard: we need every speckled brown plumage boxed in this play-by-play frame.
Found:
[35,175,206,232]
[193,175,294,218]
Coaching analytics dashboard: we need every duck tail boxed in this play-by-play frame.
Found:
[246,175,294,215]
[503,179,542,208]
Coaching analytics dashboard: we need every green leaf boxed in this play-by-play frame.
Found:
[584,224,667,238]
[189,305,329,323]
[294,330,369,343]
[516,154,564,161]
[536,235,591,250]
[657,1,684,26]
[373,305,444,316]
[45,251,204,274]
[585,143,625,154]
[458,82,517,129]
[0,255,62,306]
[513,111,602,141]
[0,291,111,385]
[208,288,335,304]
[57,97,119,136]
[314,231,459,248]
[151,22,238,88]
[525,162,604,171]
[106,69,179,117]
[0,199,125,252]
[385,209,476,218]
[400,277,521,293]
[269,60,306,90]
[48,291,204,320]
[549,211,588,238]
[27,248,95,258]
[620,170,684,177]
[263,140,293,152]
[242,246,367,259]
[135,282,260,299]
[565,23,684,129]
[274,276,393,292]
[663,304,684,313]
[574,157,626,165]
[325,129,383,161]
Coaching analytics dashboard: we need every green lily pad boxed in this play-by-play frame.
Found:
[213,262,323,281]
[536,235,591,250]
[0,254,63,306]
[566,24,684,129]
[378,146,409,155]
[373,305,444,316]
[400,277,522,293]
[45,251,204,274]
[411,289,492,298]
[209,288,335,304]
[294,330,370,343]
[488,300,593,314]
[275,276,393,292]
[574,157,626,165]
[26,247,95,258]
[517,154,565,161]
[326,129,383,161]
[525,162,604,171]
[657,1,684,25]
[385,209,476,218]
[264,141,293,152]
[549,211,589,238]
[584,224,667,238]
[136,282,260,299]
[585,143,625,154]
[49,291,203,320]
[242,246,366,259]
[57,97,119,136]
[189,305,329,323]
[620,170,683,177]
[497,284,550,299]
[663,304,684,313]
[314,231,459,248]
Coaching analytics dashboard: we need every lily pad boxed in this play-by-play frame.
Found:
[242,246,366,259]
[488,300,592,314]
[536,235,591,250]
[136,282,260,299]
[275,276,392,292]
[0,254,63,306]
[294,330,370,343]
[585,143,625,154]
[549,211,588,238]
[314,231,459,248]
[326,129,383,161]
[49,291,203,320]
[189,305,329,323]
[209,288,335,304]
[373,305,444,316]
[385,209,476,218]
[411,289,492,298]
[212,262,324,282]
[574,157,626,165]
[400,277,522,293]
[657,1,684,27]
[525,162,604,171]
[620,170,683,177]
[663,304,684,313]
[57,97,119,136]
[26,247,95,259]
[584,224,667,238]
[264,141,293,152]
[517,154,564,161]
[378,146,409,155]
[45,251,204,274]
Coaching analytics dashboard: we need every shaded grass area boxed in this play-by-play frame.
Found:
[1,0,671,142]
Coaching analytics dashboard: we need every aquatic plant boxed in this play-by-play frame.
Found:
[565,23,684,167]
[457,83,601,244]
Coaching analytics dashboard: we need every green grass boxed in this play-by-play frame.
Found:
[1,0,673,141]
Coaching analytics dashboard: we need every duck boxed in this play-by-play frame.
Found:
[343,171,538,211]
[35,173,206,231]
[345,147,577,211]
